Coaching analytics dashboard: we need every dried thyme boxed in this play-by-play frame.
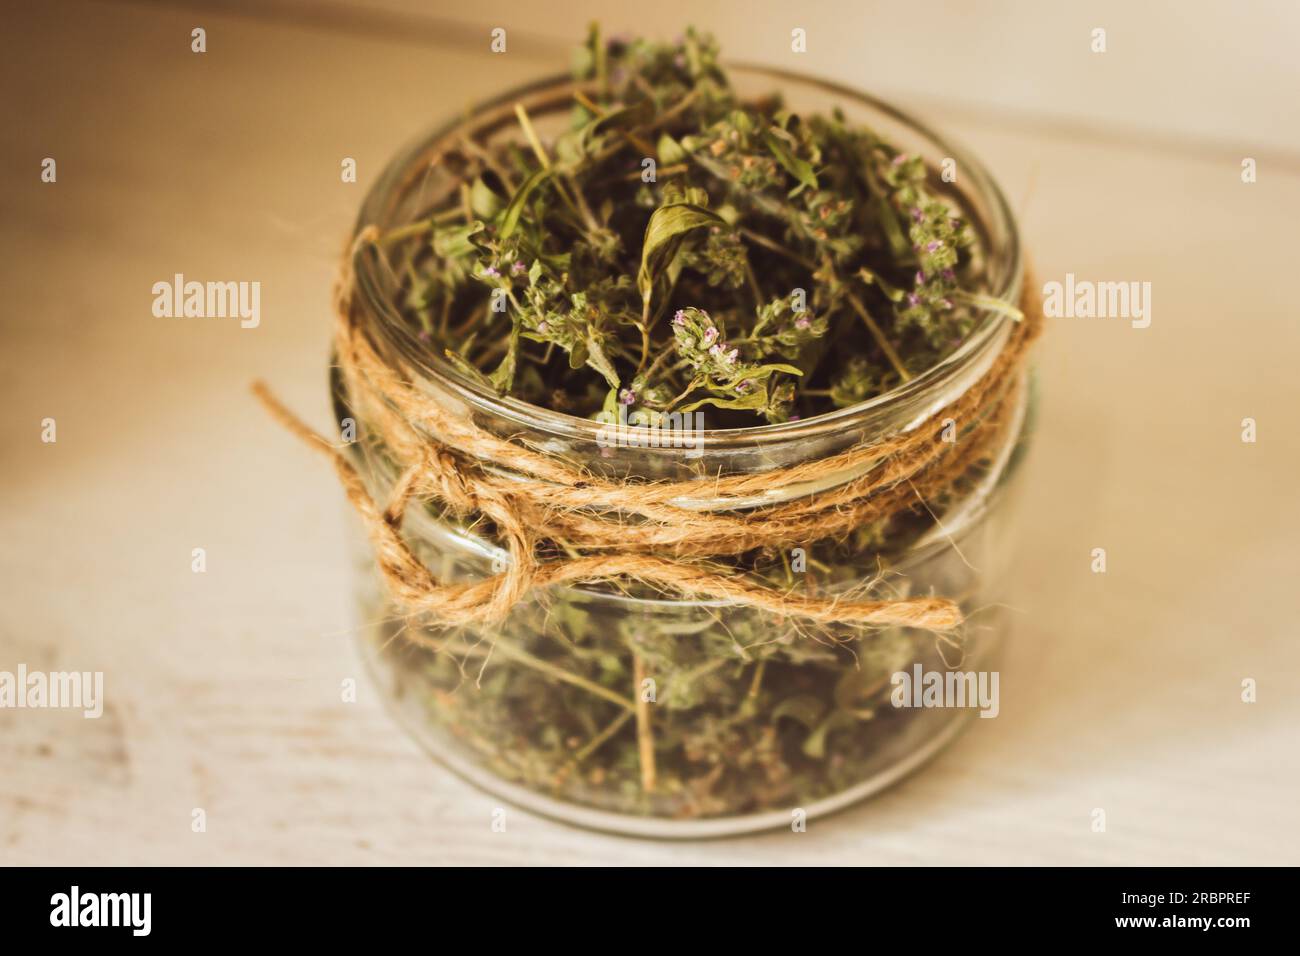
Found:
[386,26,1014,427]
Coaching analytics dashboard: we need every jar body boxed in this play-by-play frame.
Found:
[349,414,1031,837]
[341,68,1027,837]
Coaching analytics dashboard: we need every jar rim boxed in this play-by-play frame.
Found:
[351,65,1022,449]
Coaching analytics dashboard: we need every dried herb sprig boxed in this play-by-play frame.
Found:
[387,26,1011,426]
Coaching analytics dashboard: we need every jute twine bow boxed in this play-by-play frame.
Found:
[255,229,1042,634]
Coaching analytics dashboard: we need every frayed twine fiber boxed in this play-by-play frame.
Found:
[254,229,1041,634]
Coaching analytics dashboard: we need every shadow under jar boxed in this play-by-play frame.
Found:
[336,67,1029,838]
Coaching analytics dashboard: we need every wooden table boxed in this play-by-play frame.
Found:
[2,0,1297,865]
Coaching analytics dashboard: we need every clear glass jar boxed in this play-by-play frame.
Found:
[336,68,1028,837]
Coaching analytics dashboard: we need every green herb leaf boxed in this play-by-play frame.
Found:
[499,168,554,240]
[469,173,507,219]
[583,329,621,389]
[432,221,485,259]
[636,202,726,302]
[657,132,688,165]
[763,129,818,191]
[488,318,521,392]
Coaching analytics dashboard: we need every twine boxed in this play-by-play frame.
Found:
[254,229,1041,634]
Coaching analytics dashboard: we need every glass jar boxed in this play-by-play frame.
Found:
[336,68,1028,837]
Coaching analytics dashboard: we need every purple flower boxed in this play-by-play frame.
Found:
[915,271,926,285]
[537,321,549,334]
[907,293,921,307]
[911,207,924,223]
[672,309,687,326]
[708,343,738,365]
[941,298,954,310]
[511,260,527,275]
[701,326,719,345]
[482,265,500,278]
[941,268,955,281]
[619,388,636,406]
[795,316,811,330]
[891,153,907,167]
[735,380,752,394]
[925,240,942,253]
